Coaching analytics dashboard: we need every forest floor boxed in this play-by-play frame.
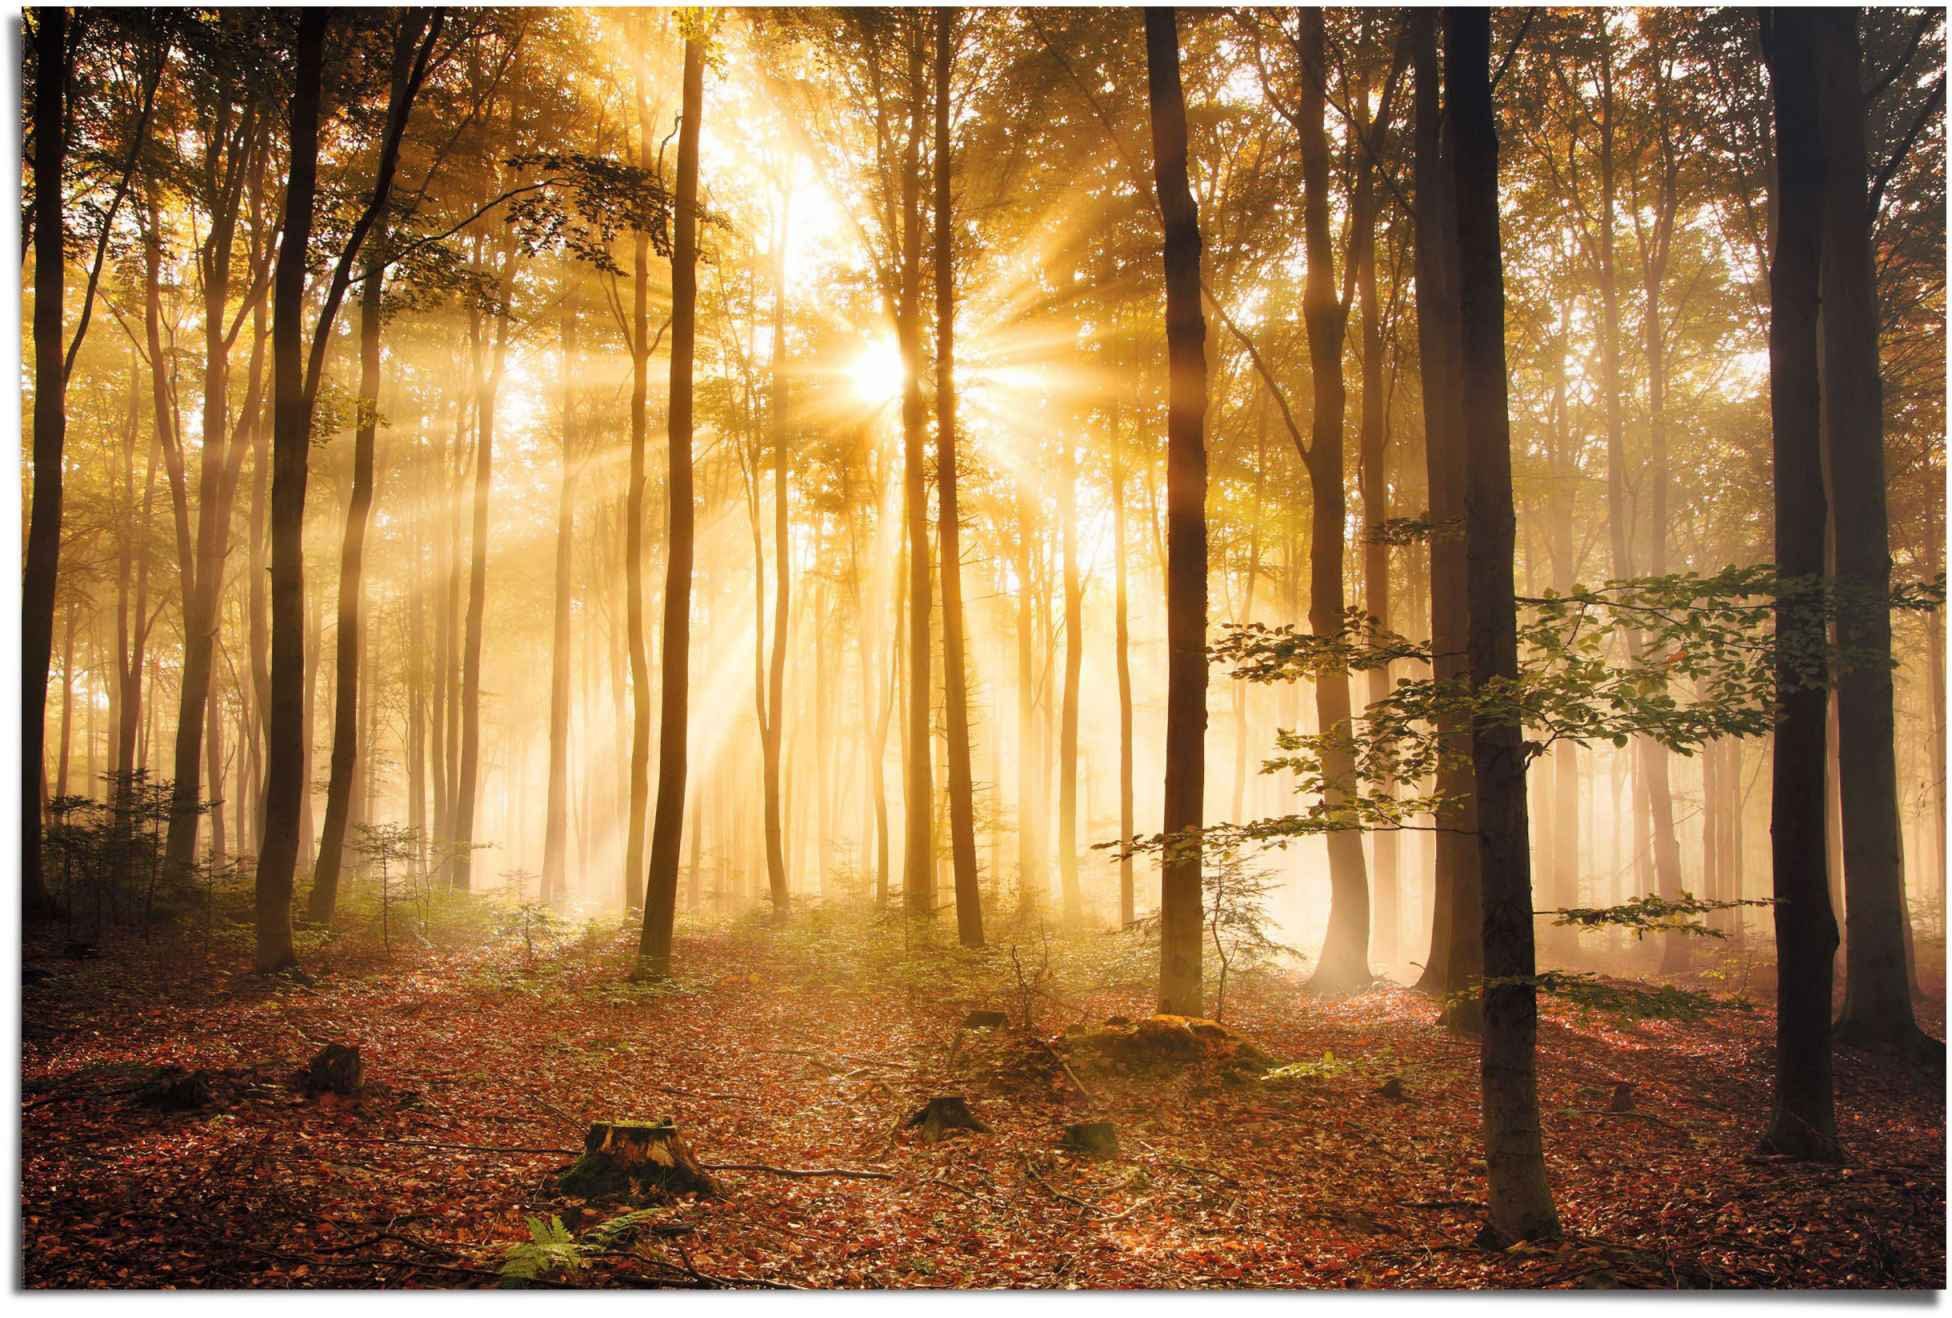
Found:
[19,901,1948,1290]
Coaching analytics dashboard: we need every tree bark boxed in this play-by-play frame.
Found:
[22,4,66,921]
[310,252,386,922]
[637,34,704,978]
[1112,399,1136,930]
[542,278,578,908]
[1816,8,1941,1062]
[1757,5,1843,1162]
[1296,9,1372,996]
[899,25,935,923]
[1447,7,1561,1246]
[1058,422,1084,924]
[257,10,329,973]
[1145,6,1208,1017]
[1409,11,1481,1011]
[936,7,984,947]
[625,50,656,912]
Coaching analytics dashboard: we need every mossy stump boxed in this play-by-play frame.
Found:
[560,1120,721,1202]
[305,1044,362,1097]
[1059,1015,1275,1083]
[1061,1120,1118,1159]
[907,1095,989,1143]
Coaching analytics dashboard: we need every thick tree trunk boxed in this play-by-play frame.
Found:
[1447,8,1560,1246]
[1297,9,1371,996]
[637,36,704,978]
[257,11,328,973]
[1758,6,1843,1162]
[936,7,984,947]
[1817,9,1941,1062]
[1409,12,1481,1010]
[22,5,67,920]
[1144,6,1208,1017]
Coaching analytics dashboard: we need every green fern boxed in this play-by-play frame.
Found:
[498,1215,584,1287]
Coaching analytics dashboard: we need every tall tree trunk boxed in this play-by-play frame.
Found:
[1356,156,1395,968]
[1145,6,1208,1017]
[1015,482,1042,915]
[1447,7,1560,1246]
[1757,5,1843,1162]
[1818,8,1941,1062]
[310,252,386,921]
[760,184,791,915]
[1112,399,1136,929]
[455,235,515,891]
[899,27,935,923]
[624,51,656,912]
[1058,425,1084,924]
[1409,10,1481,1014]
[1297,9,1372,995]
[22,4,66,920]
[542,281,577,908]
[637,34,704,978]
[257,10,328,973]
[936,7,983,947]
[56,599,76,800]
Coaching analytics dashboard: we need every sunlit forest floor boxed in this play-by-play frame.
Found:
[21,895,1947,1290]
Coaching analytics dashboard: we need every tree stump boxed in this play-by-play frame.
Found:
[1376,1076,1406,1101]
[560,1121,721,1201]
[960,1009,1009,1030]
[305,1044,363,1097]
[1061,1120,1118,1159]
[137,1066,213,1112]
[906,1095,989,1143]
[1607,1082,1635,1113]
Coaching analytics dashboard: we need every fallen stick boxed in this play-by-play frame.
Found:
[1038,1038,1098,1103]
[320,1135,579,1156]
[701,1162,894,1181]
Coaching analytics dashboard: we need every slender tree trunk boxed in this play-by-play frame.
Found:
[542,280,577,908]
[898,28,935,923]
[1145,6,1208,1017]
[257,11,328,973]
[1015,483,1042,915]
[625,54,656,912]
[1112,400,1136,929]
[936,7,983,946]
[1297,9,1372,995]
[455,233,515,892]
[1758,6,1843,1162]
[761,185,791,915]
[22,4,67,920]
[1448,7,1560,1246]
[637,35,704,978]
[56,600,76,800]
[1817,8,1940,1061]
[1357,163,1395,968]
[310,253,386,921]
[1058,425,1084,924]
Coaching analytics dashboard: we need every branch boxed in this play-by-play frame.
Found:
[1869,71,1946,220]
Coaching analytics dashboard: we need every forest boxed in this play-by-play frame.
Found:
[15,3,1949,1291]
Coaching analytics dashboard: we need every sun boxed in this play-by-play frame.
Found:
[845,335,906,408]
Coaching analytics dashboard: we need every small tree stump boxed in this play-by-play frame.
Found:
[1376,1076,1406,1101]
[1607,1081,1635,1114]
[906,1095,989,1143]
[960,1009,1009,1030]
[137,1067,213,1112]
[305,1044,363,1097]
[1061,1120,1118,1159]
[560,1121,721,1201]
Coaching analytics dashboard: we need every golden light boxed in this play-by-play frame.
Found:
[845,335,906,409]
